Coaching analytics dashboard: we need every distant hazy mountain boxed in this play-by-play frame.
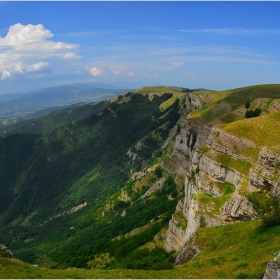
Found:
[0,82,132,115]
[0,92,27,103]
[0,101,110,136]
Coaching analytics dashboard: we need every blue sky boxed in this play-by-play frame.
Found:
[0,1,280,94]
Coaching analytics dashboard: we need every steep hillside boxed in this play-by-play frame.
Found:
[1,84,280,278]
[0,87,183,269]
[0,100,110,136]
[0,83,131,123]
[161,84,280,275]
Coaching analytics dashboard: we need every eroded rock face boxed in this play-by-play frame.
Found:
[207,126,257,162]
[249,147,280,195]
[0,245,14,258]
[174,244,200,265]
[222,192,255,222]
[164,94,280,267]
[162,149,191,187]
[259,147,280,170]
[164,211,186,252]
[138,177,165,200]
[249,167,274,191]
[184,179,201,241]
[188,93,207,109]
[164,117,251,252]
[264,252,280,279]
[164,118,258,256]
[199,155,242,185]
[268,99,280,114]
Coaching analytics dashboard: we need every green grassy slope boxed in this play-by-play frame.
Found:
[0,100,109,136]
[220,110,280,147]
[1,84,280,278]
[188,84,280,125]
[0,90,182,269]
[1,220,279,279]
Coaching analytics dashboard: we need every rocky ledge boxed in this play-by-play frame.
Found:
[0,245,14,258]
[264,252,280,279]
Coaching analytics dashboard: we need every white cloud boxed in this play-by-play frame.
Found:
[1,70,11,80]
[0,23,80,80]
[0,23,53,45]
[127,71,134,77]
[110,66,134,77]
[26,62,50,73]
[89,67,103,77]
[62,52,81,59]
[111,69,121,75]
[1,61,50,80]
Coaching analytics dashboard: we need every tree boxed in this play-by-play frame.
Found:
[245,108,261,118]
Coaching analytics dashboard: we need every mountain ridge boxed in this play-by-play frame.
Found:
[1,84,280,278]
[0,83,133,120]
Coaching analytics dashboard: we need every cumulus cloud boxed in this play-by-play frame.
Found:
[0,23,80,80]
[62,52,81,59]
[26,62,50,73]
[1,71,11,80]
[1,61,50,80]
[89,67,103,77]
[0,23,52,45]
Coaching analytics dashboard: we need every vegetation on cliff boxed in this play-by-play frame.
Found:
[0,88,182,270]
[1,84,280,278]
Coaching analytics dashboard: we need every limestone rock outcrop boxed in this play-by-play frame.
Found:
[0,245,14,258]
[222,192,255,222]
[163,90,280,272]
[174,244,200,265]
[264,252,280,279]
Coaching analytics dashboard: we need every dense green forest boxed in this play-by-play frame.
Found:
[0,90,182,269]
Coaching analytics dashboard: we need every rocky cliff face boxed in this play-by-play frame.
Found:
[264,252,280,279]
[0,245,14,258]
[163,95,213,253]
[163,92,280,264]
[250,146,280,195]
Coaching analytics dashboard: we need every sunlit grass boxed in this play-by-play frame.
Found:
[189,84,280,126]
[220,111,280,147]
[2,220,280,279]
[159,92,184,111]
[196,182,235,214]
[205,150,253,176]
[135,86,182,95]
